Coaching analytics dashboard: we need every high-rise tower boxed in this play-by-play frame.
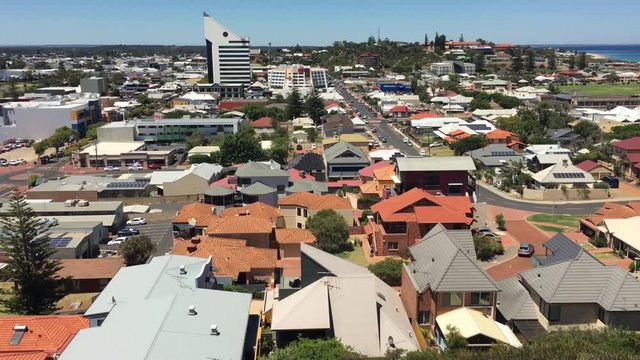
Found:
[203,12,251,87]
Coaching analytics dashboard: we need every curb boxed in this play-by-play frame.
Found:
[477,182,640,205]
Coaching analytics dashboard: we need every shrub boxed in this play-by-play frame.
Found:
[589,235,608,248]
[495,213,506,230]
[594,181,610,189]
[368,258,402,286]
[474,235,503,261]
[629,261,637,273]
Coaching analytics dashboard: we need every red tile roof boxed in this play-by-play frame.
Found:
[278,193,352,210]
[0,354,48,360]
[627,152,640,164]
[358,161,390,179]
[220,202,282,223]
[485,129,515,140]
[252,117,273,128]
[56,258,124,280]
[371,188,472,224]
[575,160,603,172]
[388,105,410,113]
[209,176,237,190]
[275,228,316,244]
[173,203,217,226]
[207,215,273,235]
[288,168,316,181]
[326,179,364,188]
[0,316,88,358]
[410,112,438,120]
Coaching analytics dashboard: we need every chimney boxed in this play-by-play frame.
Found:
[191,237,201,244]
[188,305,197,315]
[562,159,568,167]
[187,245,197,253]
[210,324,220,335]
[179,265,187,274]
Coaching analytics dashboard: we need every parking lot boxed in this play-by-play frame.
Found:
[101,219,174,256]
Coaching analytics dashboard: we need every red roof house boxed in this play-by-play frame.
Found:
[387,105,411,119]
[369,188,473,256]
[410,112,439,121]
[612,137,640,174]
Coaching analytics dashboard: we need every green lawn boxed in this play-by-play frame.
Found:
[527,214,583,228]
[592,252,622,261]
[535,224,567,233]
[559,84,640,96]
[337,244,369,267]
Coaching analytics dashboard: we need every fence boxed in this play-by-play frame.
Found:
[522,188,609,201]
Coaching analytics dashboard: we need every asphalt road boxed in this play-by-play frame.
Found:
[476,185,614,215]
[335,85,376,118]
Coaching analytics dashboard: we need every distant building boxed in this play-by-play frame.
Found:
[203,13,251,98]
[430,61,476,75]
[80,77,108,95]
[359,52,380,67]
[267,64,329,90]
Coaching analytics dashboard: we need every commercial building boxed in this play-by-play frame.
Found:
[26,175,151,201]
[80,77,108,95]
[267,64,329,90]
[430,61,476,75]
[203,13,251,98]
[359,52,380,67]
[0,93,101,141]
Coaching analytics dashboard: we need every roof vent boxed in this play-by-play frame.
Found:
[210,324,220,335]
[188,305,197,315]
[179,265,187,274]
[431,257,435,262]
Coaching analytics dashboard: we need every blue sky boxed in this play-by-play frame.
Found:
[2,0,639,46]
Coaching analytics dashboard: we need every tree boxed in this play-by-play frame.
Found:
[269,129,290,165]
[577,52,588,70]
[368,258,402,286]
[367,36,376,46]
[85,121,105,140]
[119,235,155,266]
[242,103,267,121]
[451,135,489,155]
[445,325,468,350]
[573,120,602,143]
[185,131,209,150]
[459,33,464,42]
[285,87,303,120]
[547,51,557,70]
[220,128,266,166]
[8,79,19,99]
[0,190,61,314]
[468,96,491,111]
[26,174,39,187]
[306,210,351,254]
[261,338,359,360]
[33,140,49,159]
[306,128,318,142]
[495,213,506,230]
[304,90,326,124]
[48,127,78,157]
[526,50,535,72]
[568,55,576,70]
[510,52,523,73]
[473,53,485,73]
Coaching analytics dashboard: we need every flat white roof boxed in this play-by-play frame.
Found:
[78,142,145,156]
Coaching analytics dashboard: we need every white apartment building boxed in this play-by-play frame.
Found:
[430,61,476,76]
[267,65,329,90]
[203,13,251,97]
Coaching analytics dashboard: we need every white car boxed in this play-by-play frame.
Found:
[128,164,144,171]
[104,166,120,172]
[126,217,147,226]
[107,237,128,246]
[8,159,23,166]
[311,144,317,149]
[429,142,443,148]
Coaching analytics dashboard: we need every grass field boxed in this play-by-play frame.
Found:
[534,224,567,233]
[338,244,369,267]
[527,214,583,228]
[427,146,454,157]
[592,251,622,261]
[559,84,640,96]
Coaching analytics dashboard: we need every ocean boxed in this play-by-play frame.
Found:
[540,44,640,62]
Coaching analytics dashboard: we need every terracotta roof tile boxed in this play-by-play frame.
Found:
[372,164,396,181]
[358,161,390,179]
[278,193,352,210]
[173,237,276,279]
[410,112,438,120]
[612,137,640,151]
[0,354,49,360]
[173,203,217,226]
[388,105,410,113]
[252,116,273,128]
[575,160,602,172]
[485,129,515,140]
[359,181,382,196]
[220,202,282,223]
[288,168,316,181]
[56,258,124,280]
[0,316,88,357]
[275,228,316,244]
[207,216,273,235]
[371,188,472,224]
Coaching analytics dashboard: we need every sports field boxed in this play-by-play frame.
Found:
[559,84,640,96]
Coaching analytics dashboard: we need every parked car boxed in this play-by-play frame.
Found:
[403,137,409,144]
[104,166,120,172]
[601,176,619,189]
[147,163,162,170]
[475,227,502,242]
[429,142,443,148]
[518,244,535,257]
[380,137,387,143]
[117,228,140,237]
[107,237,128,246]
[126,217,147,226]
[128,164,144,171]
[8,159,23,166]
[311,144,317,149]
[371,128,377,133]
[0,158,7,166]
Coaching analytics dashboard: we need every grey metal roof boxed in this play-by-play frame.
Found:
[0,201,123,214]
[520,250,640,311]
[204,185,234,197]
[496,277,538,321]
[324,141,368,164]
[538,233,583,266]
[288,152,325,171]
[396,156,476,172]
[286,181,328,194]
[301,243,369,277]
[406,224,497,293]
[235,161,288,178]
[466,144,525,167]
[60,290,251,360]
[239,181,276,195]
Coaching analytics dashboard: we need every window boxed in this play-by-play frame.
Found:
[277,185,285,194]
[548,305,561,322]
[303,209,308,218]
[440,292,463,307]
[387,242,399,250]
[448,183,464,195]
[418,310,431,325]
[470,292,492,306]
[424,173,440,187]
[297,208,302,216]
[296,222,302,229]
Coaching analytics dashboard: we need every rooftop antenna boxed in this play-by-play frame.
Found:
[377,26,380,43]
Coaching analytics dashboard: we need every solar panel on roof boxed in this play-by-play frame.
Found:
[49,237,72,248]
[106,181,147,189]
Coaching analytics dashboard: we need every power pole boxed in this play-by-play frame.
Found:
[377,27,380,43]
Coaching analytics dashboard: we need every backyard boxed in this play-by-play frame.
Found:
[337,243,369,267]
[559,84,640,96]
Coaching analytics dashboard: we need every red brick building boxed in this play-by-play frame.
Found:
[369,188,473,256]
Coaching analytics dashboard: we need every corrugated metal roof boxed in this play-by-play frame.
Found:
[396,156,476,172]
[324,141,367,163]
[496,277,539,321]
[300,243,368,277]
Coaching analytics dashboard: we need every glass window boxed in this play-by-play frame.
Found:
[440,292,463,307]
[387,242,399,250]
[303,209,308,218]
[548,305,561,322]
[470,292,492,306]
[297,208,302,216]
[418,310,431,325]
[296,222,302,229]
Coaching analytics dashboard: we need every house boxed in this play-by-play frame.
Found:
[269,243,420,357]
[484,129,521,147]
[288,152,326,181]
[324,141,370,179]
[358,162,399,197]
[203,185,236,206]
[434,308,522,350]
[611,137,640,175]
[275,228,316,258]
[207,215,274,248]
[56,258,124,293]
[292,117,315,130]
[235,161,289,194]
[601,216,640,257]
[173,236,277,285]
[466,144,525,168]
[399,225,515,349]
[285,180,328,195]
[252,116,275,134]
[546,128,584,145]
[60,256,255,360]
[324,102,343,114]
[0,315,88,360]
[221,202,284,228]
[238,182,278,206]
[579,202,640,238]
[524,144,573,158]
[575,160,613,180]
[387,105,412,118]
[370,189,473,256]
[520,239,640,331]
[322,114,354,137]
[495,277,543,340]
[531,160,595,189]
[278,192,353,229]
[321,133,370,149]
[528,153,573,172]
[395,156,476,195]
[149,163,223,197]
[172,202,217,237]
[368,148,404,162]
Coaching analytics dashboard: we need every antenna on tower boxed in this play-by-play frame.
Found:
[268,42,272,64]
[377,26,380,43]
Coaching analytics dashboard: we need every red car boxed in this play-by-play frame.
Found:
[147,163,162,170]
